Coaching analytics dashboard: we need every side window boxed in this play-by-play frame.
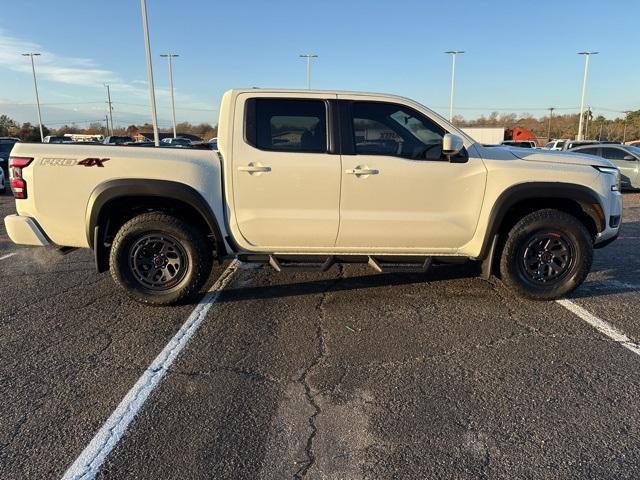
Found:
[351,102,445,160]
[601,148,626,160]
[246,99,327,153]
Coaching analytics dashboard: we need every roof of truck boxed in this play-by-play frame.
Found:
[227,88,419,103]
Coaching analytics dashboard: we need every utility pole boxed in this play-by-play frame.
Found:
[140,0,160,146]
[623,110,632,143]
[160,53,179,138]
[22,53,44,142]
[445,51,464,122]
[577,51,598,141]
[104,84,114,135]
[299,54,318,89]
[547,107,555,141]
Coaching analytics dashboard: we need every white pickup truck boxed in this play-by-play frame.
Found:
[5,89,622,304]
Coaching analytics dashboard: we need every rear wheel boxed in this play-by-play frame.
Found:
[110,212,212,305]
[499,209,593,300]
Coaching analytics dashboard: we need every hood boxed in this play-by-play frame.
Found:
[506,147,614,168]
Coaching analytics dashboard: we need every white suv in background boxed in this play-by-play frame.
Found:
[543,139,568,150]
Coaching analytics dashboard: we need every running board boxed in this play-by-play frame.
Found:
[238,254,433,273]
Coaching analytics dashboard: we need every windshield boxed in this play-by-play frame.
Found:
[627,146,640,157]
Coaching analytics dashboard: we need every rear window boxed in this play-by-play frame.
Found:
[246,98,327,153]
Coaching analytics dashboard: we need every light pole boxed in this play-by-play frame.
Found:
[547,107,555,141]
[445,51,464,122]
[160,53,179,138]
[22,53,44,142]
[104,84,114,135]
[140,0,160,146]
[299,54,318,89]
[585,106,592,139]
[623,110,632,143]
[577,51,598,141]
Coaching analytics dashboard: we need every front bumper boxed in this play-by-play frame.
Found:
[4,214,50,246]
[593,190,623,248]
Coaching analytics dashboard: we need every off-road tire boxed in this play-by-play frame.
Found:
[499,208,593,300]
[110,212,212,305]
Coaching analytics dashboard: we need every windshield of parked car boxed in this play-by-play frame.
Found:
[627,146,640,157]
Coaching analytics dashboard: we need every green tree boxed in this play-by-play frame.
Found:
[18,122,50,142]
[0,115,18,136]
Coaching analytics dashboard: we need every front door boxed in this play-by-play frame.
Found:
[232,95,341,249]
[336,99,487,251]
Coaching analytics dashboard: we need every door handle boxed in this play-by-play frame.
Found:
[238,163,272,174]
[345,167,379,176]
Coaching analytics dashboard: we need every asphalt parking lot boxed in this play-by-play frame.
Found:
[1,191,640,480]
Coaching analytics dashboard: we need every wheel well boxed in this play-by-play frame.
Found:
[94,195,223,272]
[487,197,601,279]
[498,197,600,240]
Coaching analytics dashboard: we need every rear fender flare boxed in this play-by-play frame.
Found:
[86,179,225,271]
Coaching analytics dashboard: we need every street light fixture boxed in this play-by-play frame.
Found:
[140,0,160,146]
[160,53,179,138]
[22,53,44,142]
[445,51,464,122]
[577,51,598,141]
[299,54,318,90]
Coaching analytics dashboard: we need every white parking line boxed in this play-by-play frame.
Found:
[62,260,241,480]
[557,299,640,357]
[0,252,16,261]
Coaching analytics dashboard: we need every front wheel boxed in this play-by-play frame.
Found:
[499,209,593,300]
[109,212,212,305]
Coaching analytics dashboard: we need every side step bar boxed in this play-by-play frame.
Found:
[238,254,433,273]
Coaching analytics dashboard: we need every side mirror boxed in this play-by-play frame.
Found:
[442,133,464,158]
[623,154,636,161]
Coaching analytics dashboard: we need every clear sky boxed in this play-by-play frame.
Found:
[0,0,638,128]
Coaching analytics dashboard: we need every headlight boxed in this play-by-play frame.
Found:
[594,165,621,191]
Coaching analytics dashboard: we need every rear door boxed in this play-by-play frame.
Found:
[335,98,487,251]
[231,94,341,249]
[601,146,639,188]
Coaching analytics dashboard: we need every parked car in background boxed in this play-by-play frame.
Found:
[561,140,602,151]
[627,140,640,147]
[570,143,640,190]
[103,136,134,145]
[161,137,192,147]
[0,137,20,177]
[43,135,74,144]
[0,167,5,193]
[208,137,218,150]
[500,140,537,148]
[123,141,156,147]
[542,139,568,150]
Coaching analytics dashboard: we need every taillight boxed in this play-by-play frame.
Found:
[9,156,33,199]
